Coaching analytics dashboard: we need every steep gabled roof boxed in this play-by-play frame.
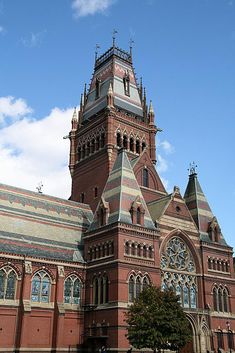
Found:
[184,172,227,245]
[89,149,156,231]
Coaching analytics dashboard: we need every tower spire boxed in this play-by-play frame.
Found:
[112,29,118,48]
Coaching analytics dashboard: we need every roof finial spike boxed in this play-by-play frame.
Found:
[149,100,154,114]
[80,93,83,112]
[139,76,143,102]
[95,44,100,62]
[188,161,198,176]
[129,37,134,58]
[83,83,87,104]
[112,29,118,48]
[72,106,77,120]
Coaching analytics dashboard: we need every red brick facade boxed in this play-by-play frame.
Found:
[0,44,234,353]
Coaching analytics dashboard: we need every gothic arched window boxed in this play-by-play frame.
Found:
[160,237,197,309]
[128,275,135,302]
[213,287,218,311]
[136,139,140,154]
[130,137,134,152]
[64,275,81,305]
[142,141,146,151]
[116,132,121,148]
[31,271,51,303]
[218,288,223,311]
[223,288,229,312]
[143,168,149,187]
[0,266,17,300]
[123,135,128,149]
[136,207,141,225]
[93,277,99,305]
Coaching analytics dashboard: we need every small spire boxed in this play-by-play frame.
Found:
[129,38,134,59]
[80,93,83,112]
[107,81,114,107]
[112,29,118,48]
[188,162,198,176]
[95,44,100,61]
[139,77,143,102]
[149,100,154,114]
[108,81,113,95]
[83,83,87,104]
[72,107,77,121]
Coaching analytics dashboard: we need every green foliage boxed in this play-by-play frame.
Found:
[125,286,192,352]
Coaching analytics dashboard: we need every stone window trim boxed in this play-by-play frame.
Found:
[127,272,151,302]
[114,128,147,155]
[124,240,154,259]
[31,270,52,304]
[92,273,109,305]
[64,274,82,305]
[212,284,230,313]
[0,265,19,301]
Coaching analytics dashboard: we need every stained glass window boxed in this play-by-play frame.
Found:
[0,267,17,300]
[64,275,81,305]
[128,276,135,302]
[31,271,50,303]
[160,237,197,309]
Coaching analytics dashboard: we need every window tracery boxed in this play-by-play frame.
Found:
[0,266,17,300]
[161,237,197,309]
[31,270,51,303]
[128,273,150,302]
[64,275,81,305]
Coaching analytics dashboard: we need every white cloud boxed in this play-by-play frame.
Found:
[0,96,32,124]
[72,0,114,17]
[159,140,174,155]
[20,31,46,48]
[156,154,168,173]
[0,100,73,199]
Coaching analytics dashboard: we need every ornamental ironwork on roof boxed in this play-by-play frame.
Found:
[95,46,132,69]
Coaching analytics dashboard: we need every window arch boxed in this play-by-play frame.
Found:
[116,132,121,148]
[142,141,146,151]
[93,275,109,305]
[0,266,17,300]
[64,275,81,305]
[136,139,140,154]
[128,275,135,302]
[123,135,128,149]
[128,274,151,302]
[223,288,229,312]
[143,168,149,187]
[213,287,218,311]
[136,207,141,225]
[31,270,51,303]
[160,236,197,309]
[130,137,134,152]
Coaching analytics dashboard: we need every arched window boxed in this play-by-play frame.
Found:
[64,275,81,305]
[136,139,140,154]
[143,245,147,258]
[116,132,121,148]
[103,276,109,303]
[87,141,90,156]
[93,278,98,305]
[123,135,128,149]
[96,135,100,151]
[101,133,105,148]
[80,193,85,203]
[149,246,153,259]
[223,288,229,312]
[131,243,135,256]
[213,287,218,311]
[176,284,182,304]
[137,244,141,257]
[190,286,197,308]
[136,277,141,299]
[130,137,134,152]
[136,207,141,225]
[143,168,149,187]
[77,147,81,161]
[218,288,223,311]
[94,187,98,198]
[128,276,135,302]
[143,277,149,291]
[0,267,17,300]
[142,141,146,151]
[217,330,224,349]
[95,77,101,99]
[100,277,104,304]
[31,271,50,303]
[183,285,189,308]
[125,241,129,255]
[91,139,95,153]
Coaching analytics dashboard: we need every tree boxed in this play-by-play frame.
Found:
[125,286,192,353]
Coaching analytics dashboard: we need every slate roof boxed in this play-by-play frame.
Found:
[89,149,156,231]
[184,172,227,245]
[0,183,93,262]
[83,45,143,121]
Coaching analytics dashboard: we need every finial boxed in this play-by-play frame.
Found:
[149,100,154,114]
[129,37,134,58]
[112,29,118,48]
[188,162,198,175]
[95,44,100,61]
[80,93,84,112]
[36,181,43,194]
[139,77,143,101]
[108,81,113,95]
[83,83,87,104]
[72,106,77,121]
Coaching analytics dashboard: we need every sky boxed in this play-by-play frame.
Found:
[0,0,234,248]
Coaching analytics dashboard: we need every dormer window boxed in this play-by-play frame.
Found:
[95,77,101,99]
[130,196,145,226]
[136,207,141,225]
[123,71,130,96]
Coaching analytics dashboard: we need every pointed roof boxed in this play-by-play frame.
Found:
[82,45,144,121]
[89,149,155,231]
[184,171,227,245]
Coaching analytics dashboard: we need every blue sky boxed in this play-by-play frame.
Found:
[0,0,234,248]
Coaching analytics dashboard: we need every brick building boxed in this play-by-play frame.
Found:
[0,43,234,353]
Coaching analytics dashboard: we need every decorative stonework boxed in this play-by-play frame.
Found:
[24,260,32,274]
[57,265,65,277]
